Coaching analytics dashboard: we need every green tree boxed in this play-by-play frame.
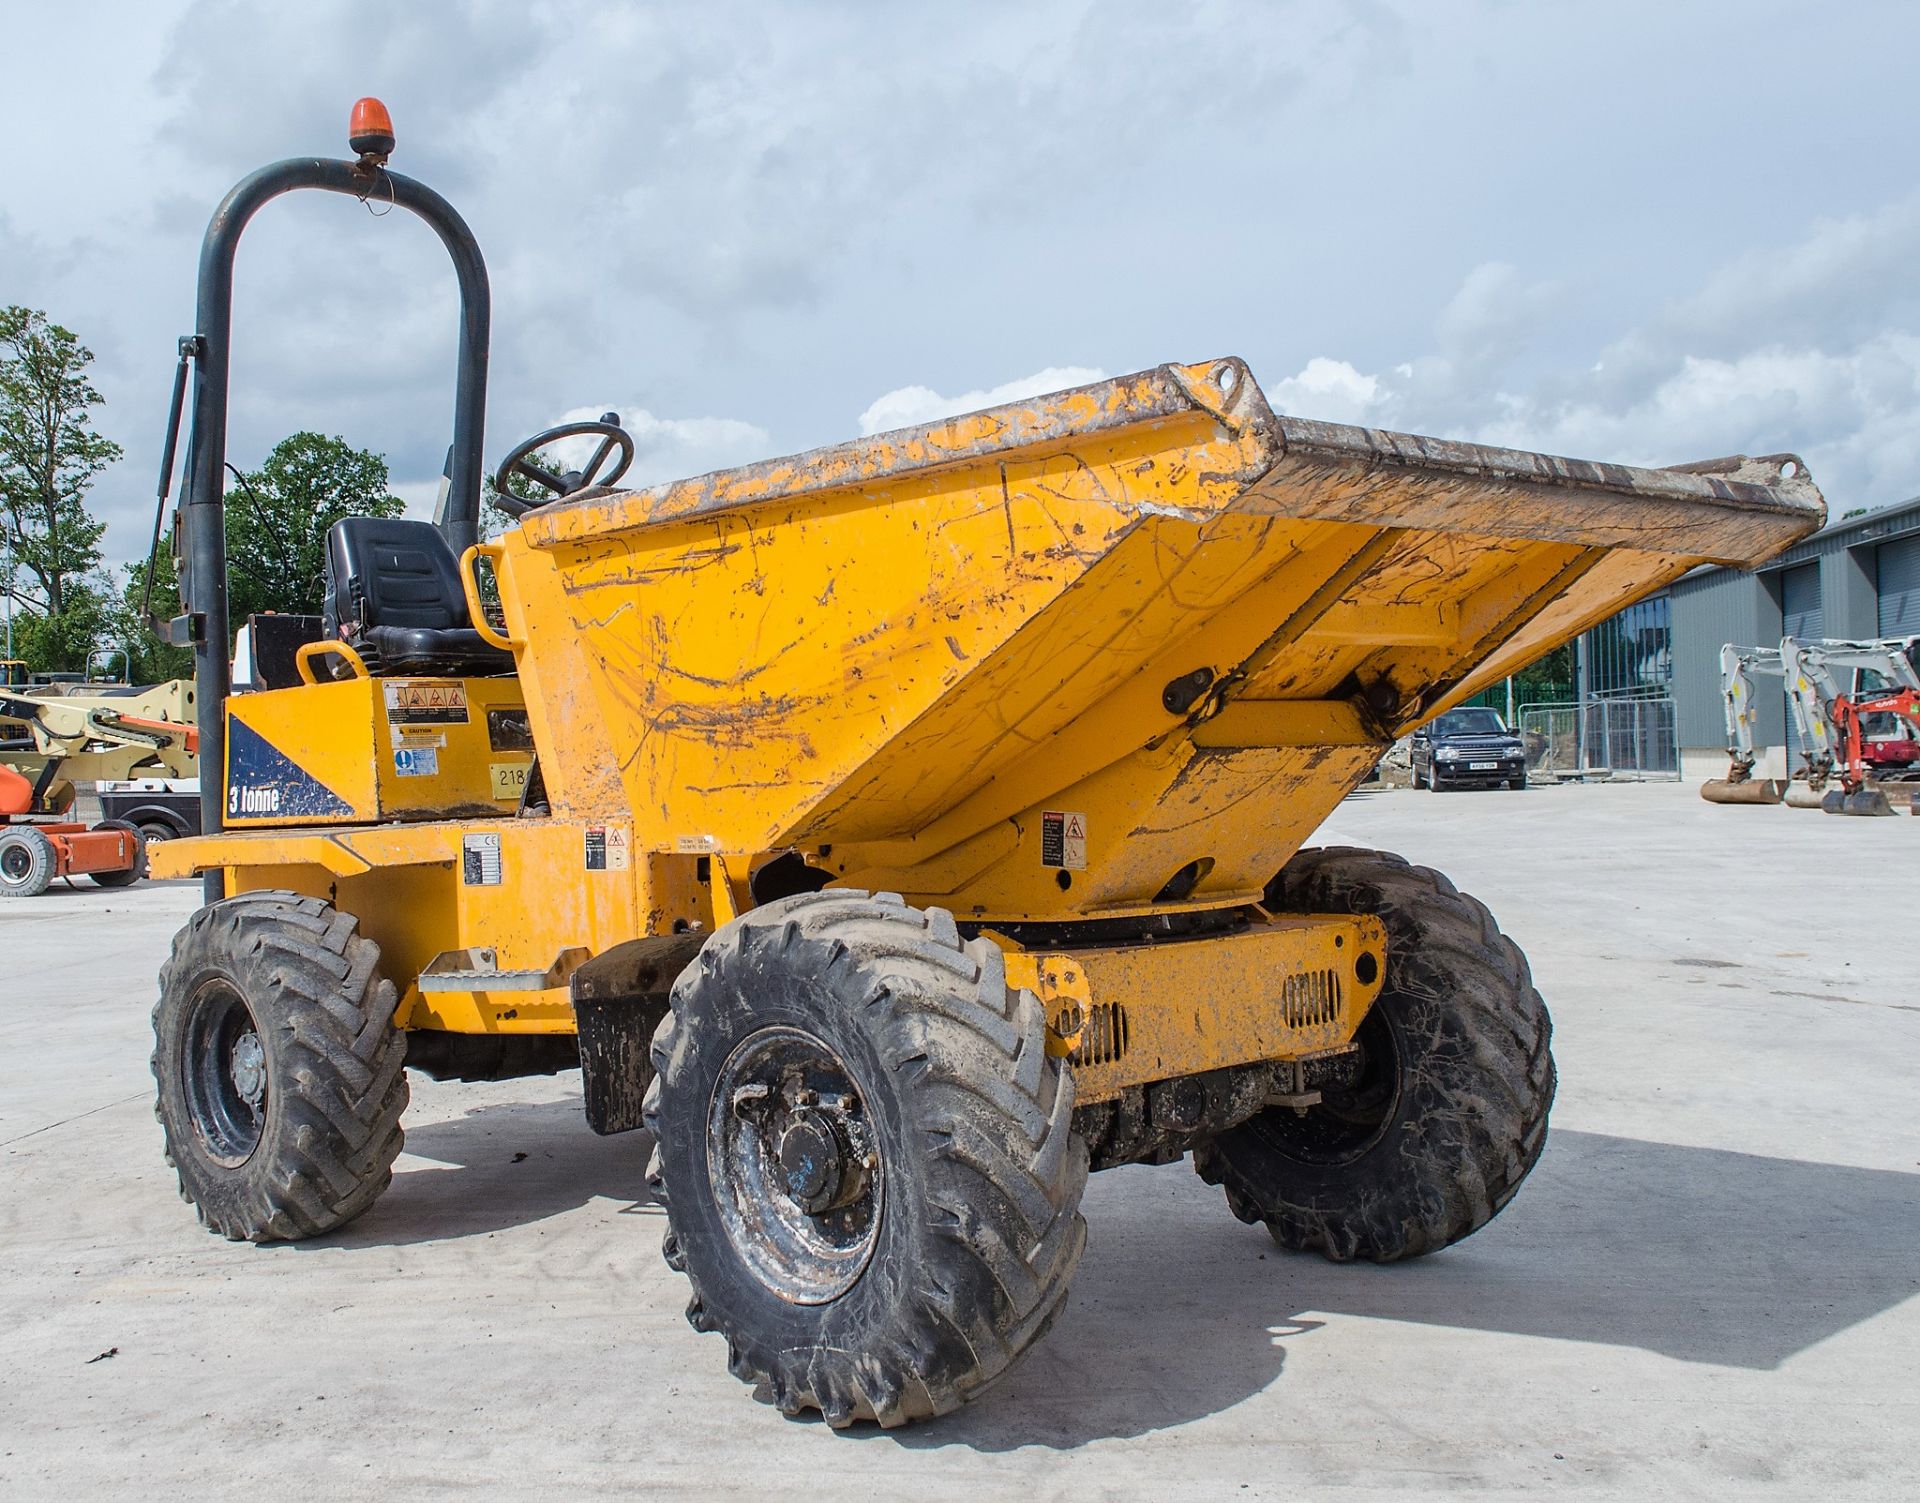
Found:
[0,307,120,670]
[1513,641,1573,700]
[482,444,564,538]
[10,579,110,674]
[115,539,193,683]
[225,432,405,621]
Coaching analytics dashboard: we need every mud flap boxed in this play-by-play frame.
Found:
[569,933,705,1135]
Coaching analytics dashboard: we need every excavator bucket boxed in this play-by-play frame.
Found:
[491,359,1826,913]
[1783,780,1829,809]
[1700,777,1786,805]
[1822,788,1896,816]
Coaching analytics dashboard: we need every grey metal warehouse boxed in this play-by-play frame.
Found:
[1666,497,1920,781]
[1484,496,1920,783]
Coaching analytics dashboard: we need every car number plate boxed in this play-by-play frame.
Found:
[1469,761,1497,770]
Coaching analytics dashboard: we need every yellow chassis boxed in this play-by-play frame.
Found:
[155,359,1819,1109]
[159,813,1384,1106]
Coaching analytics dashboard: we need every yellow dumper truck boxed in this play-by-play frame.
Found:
[149,104,1826,1428]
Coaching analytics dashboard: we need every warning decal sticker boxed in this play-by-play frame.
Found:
[1040,810,1087,870]
[385,680,470,726]
[583,826,632,871]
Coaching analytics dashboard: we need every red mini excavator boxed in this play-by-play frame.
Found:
[1835,680,1920,788]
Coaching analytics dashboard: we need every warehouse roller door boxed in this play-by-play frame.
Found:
[1781,563,1823,641]
[1880,535,1920,636]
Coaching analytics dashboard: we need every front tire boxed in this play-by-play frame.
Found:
[1194,847,1553,1262]
[152,892,408,1241]
[0,827,56,896]
[644,890,1087,1428]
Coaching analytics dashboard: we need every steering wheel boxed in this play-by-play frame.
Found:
[491,413,635,517]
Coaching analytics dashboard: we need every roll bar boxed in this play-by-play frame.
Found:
[169,111,491,899]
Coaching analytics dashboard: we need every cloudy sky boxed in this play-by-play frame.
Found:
[5,0,1918,568]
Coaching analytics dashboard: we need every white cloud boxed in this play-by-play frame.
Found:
[1261,201,1920,510]
[1267,357,1383,426]
[542,404,774,487]
[857,366,1108,436]
[12,1,1920,565]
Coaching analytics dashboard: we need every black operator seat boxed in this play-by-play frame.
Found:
[322,517,515,677]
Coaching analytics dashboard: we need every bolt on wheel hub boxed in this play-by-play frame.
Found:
[775,1106,870,1215]
[708,1026,882,1304]
[229,1032,266,1106]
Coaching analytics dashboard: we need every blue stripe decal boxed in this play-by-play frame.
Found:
[226,717,354,819]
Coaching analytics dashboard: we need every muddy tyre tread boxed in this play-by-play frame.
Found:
[643,888,1086,1429]
[1195,846,1553,1263]
[152,891,408,1242]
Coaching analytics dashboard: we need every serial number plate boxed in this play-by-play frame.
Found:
[490,761,531,801]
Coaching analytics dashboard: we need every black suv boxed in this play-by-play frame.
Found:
[1410,707,1528,791]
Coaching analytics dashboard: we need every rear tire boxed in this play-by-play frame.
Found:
[152,892,408,1242]
[645,889,1087,1428]
[1194,847,1553,1262]
[0,827,57,897]
[89,819,148,887]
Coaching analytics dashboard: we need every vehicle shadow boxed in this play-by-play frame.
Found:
[311,1092,658,1248]
[879,1128,1920,1451]
[293,1098,1920,1450]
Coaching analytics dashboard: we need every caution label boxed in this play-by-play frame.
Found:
[585,826,632,871]
[1040,810,1087,870]
[385,680,470,726]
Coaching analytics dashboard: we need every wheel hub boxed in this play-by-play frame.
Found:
[775,1105,869,1215]
[708,1027,882,1304]
[229,1032,266,1106]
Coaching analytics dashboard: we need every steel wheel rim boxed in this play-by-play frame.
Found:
[183,979,268,1166]
[707,1025,883,1305]
[0,843,33,883]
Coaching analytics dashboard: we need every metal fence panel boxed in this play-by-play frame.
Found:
[1519,695,1678,781]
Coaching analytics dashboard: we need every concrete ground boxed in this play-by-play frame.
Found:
[2,783,1916,1500]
